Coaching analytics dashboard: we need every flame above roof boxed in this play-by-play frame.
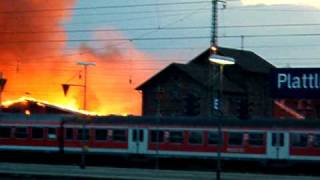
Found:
[1,96,100,116]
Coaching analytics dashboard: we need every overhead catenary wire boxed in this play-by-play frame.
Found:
[3,32,320,44]
[3,23,320,34]
[0,7,212,19]
[0,1,211,14]
[4,0,318,71]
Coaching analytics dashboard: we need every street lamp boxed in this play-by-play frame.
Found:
[77,61,96,110]
[77,61,95,169]
[209,47,235,180]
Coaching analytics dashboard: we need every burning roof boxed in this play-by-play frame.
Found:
[0,1,158,116]
[1,96,99,116]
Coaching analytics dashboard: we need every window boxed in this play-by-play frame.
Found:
[48,128,56,140]
[248,133,264,146]
[313,134,320,148]
[0,127,11,138]
[272,133,284,146]
[32,127,44,139]
[228,132,243,146]
[208,131,220,145]
[133,129,143,142]
[95,129,108,141]
[65,128,73,140]
[188,131,203,145]
[150,130,164,143]
[78,128,89,141]
[15,127,28,139]
[169,131,183,144]
[291,133,308,147]
[112,129,126,142]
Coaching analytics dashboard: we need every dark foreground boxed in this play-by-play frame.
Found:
[0,151,320,177]
[0,162,319,180]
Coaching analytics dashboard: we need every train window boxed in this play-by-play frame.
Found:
[48,128,56,140]
[291,133,308,147]
[112,129,126,142]
[208,131,220,145]
[169,131,183,144]
[313,134,320,148]
[132,129,144,142]
[188,131,203,145]
[248,133,264,146]
[77,129,89,141]
[32,127,44,139]
[272,133,284,146]
[228,132,243,146]
[65,128,73,140]
[139,130,143,142]
[133,130,137,141]
[0,127,11,138]
[95,129,108,141]
[15,127,28,139]
[150,130,164,143]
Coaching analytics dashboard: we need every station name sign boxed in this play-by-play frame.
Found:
[270,68,320,98]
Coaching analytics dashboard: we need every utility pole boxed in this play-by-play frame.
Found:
[211,0,218,47]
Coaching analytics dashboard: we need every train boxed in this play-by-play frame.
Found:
[0,113,320,163]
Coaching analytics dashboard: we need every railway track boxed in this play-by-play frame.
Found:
[0,162,319,180]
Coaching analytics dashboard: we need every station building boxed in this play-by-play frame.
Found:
[136,47,276,119]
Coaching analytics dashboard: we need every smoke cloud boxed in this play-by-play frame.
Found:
[0,1,159,115]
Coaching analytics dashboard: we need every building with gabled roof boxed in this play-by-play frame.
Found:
[136,47,275,119]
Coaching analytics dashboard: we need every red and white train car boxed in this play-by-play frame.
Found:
[0,115,320,162]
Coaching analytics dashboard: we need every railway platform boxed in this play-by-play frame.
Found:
[0,162,318,180]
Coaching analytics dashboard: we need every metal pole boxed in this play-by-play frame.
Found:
[211,0,218,47]
[74,62,95,169]
[155,86,160,169]
[80,120,86,169]
[83,65,87,110]
[80,65,87,169]
[241,35,244,50]
[216,65,224,180]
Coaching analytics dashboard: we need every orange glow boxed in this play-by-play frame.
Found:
[2,96,103,116]
[0,1,162,116]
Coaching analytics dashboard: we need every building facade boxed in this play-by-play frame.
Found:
[136,47,275,119]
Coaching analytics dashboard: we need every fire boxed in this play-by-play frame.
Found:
[2,96,103,116]
[0,1,161,116]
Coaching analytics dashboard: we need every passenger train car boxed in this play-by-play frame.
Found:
[0,114,320,162]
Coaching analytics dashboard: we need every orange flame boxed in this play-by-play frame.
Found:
[0,1,161,116]
[2,96,104,116]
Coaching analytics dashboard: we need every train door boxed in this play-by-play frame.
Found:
[267,132,289,159]
[128,128,148,154]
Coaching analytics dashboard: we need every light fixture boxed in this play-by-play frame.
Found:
[210,46,218,53]
[209,54,235,65]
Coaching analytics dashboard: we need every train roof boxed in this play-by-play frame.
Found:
[1,113,320,129]
[66,116,320,129]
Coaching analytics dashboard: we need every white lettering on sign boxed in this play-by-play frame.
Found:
[278,73,287,89]
[277,73,320,89]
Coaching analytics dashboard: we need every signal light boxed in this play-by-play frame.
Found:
[213,98,220,111]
